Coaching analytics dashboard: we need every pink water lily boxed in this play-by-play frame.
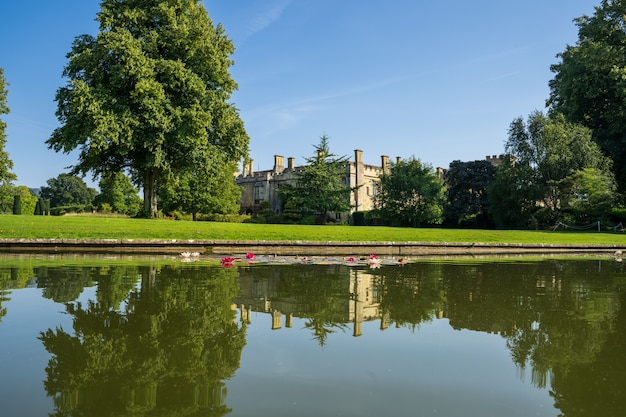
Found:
[245,252,255,260]
[368,254,381,269]
[221,257,235,266]
[346,256,356,262]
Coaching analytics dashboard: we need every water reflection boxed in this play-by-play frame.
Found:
[0,259,624,416]
[38,265,246,417]
[234,261,625,416]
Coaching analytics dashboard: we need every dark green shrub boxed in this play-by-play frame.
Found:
[610,207,626,224]
[34,198,42,215]
[352,211,366,226]
[12,195,21,215]
[50,204,92,216]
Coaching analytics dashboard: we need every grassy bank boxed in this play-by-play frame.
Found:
[1,214,625,245]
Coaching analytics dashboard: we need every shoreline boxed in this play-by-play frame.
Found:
[0,238,623,257]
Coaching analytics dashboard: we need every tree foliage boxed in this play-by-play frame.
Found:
[489,111,616,228]
[488,155,540,229]
[444,159,496,228]
[548,0,626,191]
[39,265,246,417]
[0,68,17,204]
[94,172,142,216]
[47,0,249,218]
[13,186,38,215]
[561,167,618,224]
[159,147,241,220]
[1,185,41,215]
[39,173,98,208]
[375,157,445,227]
[278,135,351,223]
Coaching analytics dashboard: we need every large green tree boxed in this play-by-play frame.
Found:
[278,135,352,223]
[47,0,249,218]
[39,173,98,208]
[548,0,626,192]
[0,68,17,208]
[490,111,616,228]
[94,172,142,216]
[488,155,539,229]
[444,159,496,228]
[375,157,445,227]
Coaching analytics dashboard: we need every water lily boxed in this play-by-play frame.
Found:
[346,256,356,262]
[368,254,381,269]
[245,252,255,260]
[221,257,235,267]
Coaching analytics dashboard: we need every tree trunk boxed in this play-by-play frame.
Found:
[143,168,159,218]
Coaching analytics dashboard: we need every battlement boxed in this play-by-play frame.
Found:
[485,154,502,166]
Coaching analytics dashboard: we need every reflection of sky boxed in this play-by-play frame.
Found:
[228,313,556,417]
[0,289,73,416]
[0,286,99,416]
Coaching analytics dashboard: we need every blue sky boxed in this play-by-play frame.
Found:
[0,0,599,189]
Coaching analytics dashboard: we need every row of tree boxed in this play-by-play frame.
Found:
[273,116,620,230]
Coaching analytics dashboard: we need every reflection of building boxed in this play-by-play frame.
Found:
[233,268,383,337]
[236,150,390,219]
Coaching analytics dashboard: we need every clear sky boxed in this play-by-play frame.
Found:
[0,0,600,190]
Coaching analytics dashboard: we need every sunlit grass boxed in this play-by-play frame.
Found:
[1,214,625,245]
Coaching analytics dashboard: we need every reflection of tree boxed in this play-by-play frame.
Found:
[0,265,36,324]
[39,265,246,417]
[443,263,539,337]
[276,265,351,347]
[549,290,626,417]
[442,261,621,390]
[374,264,445,330]
[37,266,95,303]
[0,265,35,290]
[25,258,626,417]
[0,290,7,323]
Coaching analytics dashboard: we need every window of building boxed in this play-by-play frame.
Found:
[372,181,380,197]
[254,183,264,204]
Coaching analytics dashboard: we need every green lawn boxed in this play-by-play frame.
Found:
[1,214,625,245]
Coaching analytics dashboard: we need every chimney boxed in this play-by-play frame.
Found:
[287,157,295,170]
[396,156,401,164]
[245,159,254,176]
[354,149,363,164]
[273,155,284,173]
[381,155,389,173]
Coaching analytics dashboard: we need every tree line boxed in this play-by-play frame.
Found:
[1,0,626,228]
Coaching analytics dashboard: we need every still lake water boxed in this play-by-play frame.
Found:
[0,256,624,417]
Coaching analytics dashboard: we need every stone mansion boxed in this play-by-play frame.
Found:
[235,150,503,221]
[236,149,389,221]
